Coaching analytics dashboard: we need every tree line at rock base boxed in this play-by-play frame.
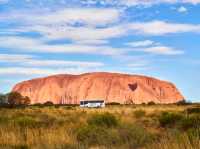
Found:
[0,92,190,108]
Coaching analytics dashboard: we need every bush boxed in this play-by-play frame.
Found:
[134,110,146,118]
[118,123,155,148]
[76,122,155,148]
[63,106,74,110]
[87,112,118,128]
[76,125,119,146]
[7,92,30,106]
[14,116,39,128]
[14,145,29,149]
[180,115,200,130]
[147,101,156,105]
[176,100,188,105]
[106,102,121,106]
[159,112,183,127]
[0,116,10,124]
[187,128,200,139]
[43,101,54,106]
[186,107,200,114]
[0,93,7,104]
[32,103,44,108]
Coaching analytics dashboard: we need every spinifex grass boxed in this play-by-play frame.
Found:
[0,105,199,149]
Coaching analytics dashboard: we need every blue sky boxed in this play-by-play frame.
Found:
[0,0,200,102]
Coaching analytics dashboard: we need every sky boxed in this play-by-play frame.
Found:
[0,0,200,102]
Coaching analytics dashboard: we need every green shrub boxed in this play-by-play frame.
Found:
[0,116,10,124]
[76,125,119,146]
[186,107,200,114]
[14,116,39,128]
[159,112,183,127]
[32,103,44,108]
[134,110,146,118]
[87,112,118,128]
[187,128,200,139]
[118,123,155,148]
[180,115,200,130]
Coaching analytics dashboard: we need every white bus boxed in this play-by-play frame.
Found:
[80,100,105,108]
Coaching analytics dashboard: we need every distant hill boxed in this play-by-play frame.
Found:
[12,72,184,104]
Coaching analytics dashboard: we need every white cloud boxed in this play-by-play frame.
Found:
[0,0,8,4]
[29,25,125,41]
[0,8,121,26]
[74,39,109,45]
[129,21,200,35]
[182,0,200,4]
[126,40,155,47]
[125,40,183,55]
[0,35,183,56]
[177,6,188,13]
[0,54,34,62]
[1,4,200,44]
[0,67,55,75]
[2,20,200,42]
[0,54,104,67]
[23,60,104,67]
[0,53,105,76]
[118,0,168,6]
[0,36,124,56]
[141,46,184,55]
[80,0,200,6]
[0,67,91,76]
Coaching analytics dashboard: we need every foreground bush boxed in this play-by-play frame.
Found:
[158,112,183,127]
[118,123,155,148]
[77,121,154,148]
[158,111,200,133]
[180,115,200,130]
[186,107,200,114]
[87,112,118,128]
[134,110,146,118]
[14,116,39,128]
[0,105,200,149]
[76,125,119,146]
[147,133,200,149]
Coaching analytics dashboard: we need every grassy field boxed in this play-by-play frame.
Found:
[0,104,200,149]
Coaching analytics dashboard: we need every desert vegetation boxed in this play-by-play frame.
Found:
[0,92,30,107]
[0,103,199,149]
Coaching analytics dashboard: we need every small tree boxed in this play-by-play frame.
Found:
[147,101,156,105]
[7,92,31,106]
[43,101,54,106]
[176,100,188,105]
[8,92,22,105]
[22,96,31,105]
[0,93,7,104]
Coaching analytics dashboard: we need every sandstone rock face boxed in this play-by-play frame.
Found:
[12,72,184,104]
